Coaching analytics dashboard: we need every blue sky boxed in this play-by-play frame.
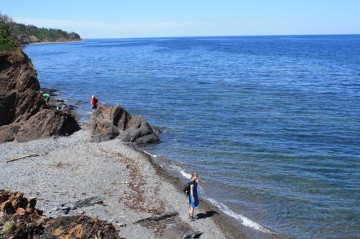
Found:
[2,0,359,38]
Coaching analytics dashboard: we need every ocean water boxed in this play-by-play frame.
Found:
[24,35,360,239]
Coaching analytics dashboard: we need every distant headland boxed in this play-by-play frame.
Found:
[0,13,81,45]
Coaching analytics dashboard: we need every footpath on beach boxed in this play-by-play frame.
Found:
[0,126,238,239]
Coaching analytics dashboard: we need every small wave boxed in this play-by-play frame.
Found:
[206,198,271,233]
[142,150,157,158]
[131,145,270,234]
[142,151,269,233]
[168,165,192,179]
[179,168,192,179]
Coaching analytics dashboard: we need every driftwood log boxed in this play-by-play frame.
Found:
[133,212,178,224]
[5,153,39,163]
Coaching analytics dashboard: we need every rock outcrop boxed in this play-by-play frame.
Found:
[0,190,123,239]
[89,105,160,144]
[0,47,80,143]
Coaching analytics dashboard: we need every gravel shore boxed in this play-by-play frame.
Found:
[0,126,242,239]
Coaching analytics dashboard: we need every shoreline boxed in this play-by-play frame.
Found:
[0,125,277,239]
[0,126,226,238]
[42,92,280,238]
[27,39,83,45]
[34,76,277,238]
[137,146,281,239]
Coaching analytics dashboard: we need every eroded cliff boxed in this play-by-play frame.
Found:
[0,47,80,143]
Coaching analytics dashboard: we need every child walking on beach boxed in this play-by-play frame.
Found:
[188,172,199,221]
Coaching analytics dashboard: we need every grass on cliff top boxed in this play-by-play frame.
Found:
[0,23,18,51]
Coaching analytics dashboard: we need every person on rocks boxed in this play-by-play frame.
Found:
[91,95,98,110]
[188,172,199,221]
[42,93,51,104]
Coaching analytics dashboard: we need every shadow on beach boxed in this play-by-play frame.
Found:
[196,210,219,220]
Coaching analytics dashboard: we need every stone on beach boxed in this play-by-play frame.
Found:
[89,104,160,144]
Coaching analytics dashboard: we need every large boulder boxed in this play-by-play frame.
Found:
[120,117,160,144]
[0,110,80,143]
[0,124,20,142]
[89,105,160,144]
[0,47,80,142]
[0,90,45,126]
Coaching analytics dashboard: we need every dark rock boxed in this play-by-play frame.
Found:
[0,190,40,216]
[74,196,103,208]
[134,133,160,144]
[0,191,123,239]
[0,50,40,92]
[0,46,80,142]
[60,206,70,214]
[44,215,123,239]
[91,118,120,142]
[89,105,160,144]
[182,231,203,238]
[15,110,80,142]
[1,201,15,215]
[0,91,16,126]
[0,124,20,142]
[55,196,104,215]
[121,119,158,143]
[0,49,45,126]
[13,90,45,123]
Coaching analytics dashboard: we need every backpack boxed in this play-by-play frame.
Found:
[183,181,195,196]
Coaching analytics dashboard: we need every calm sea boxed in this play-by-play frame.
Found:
[24,35,360,239]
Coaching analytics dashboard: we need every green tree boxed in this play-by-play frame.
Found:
[0,13,19,51]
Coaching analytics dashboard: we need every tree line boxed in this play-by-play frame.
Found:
[0,13,81,47]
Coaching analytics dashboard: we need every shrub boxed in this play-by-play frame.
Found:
[0,14,19,51]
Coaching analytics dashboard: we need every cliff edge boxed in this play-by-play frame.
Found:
[0,22,80,143]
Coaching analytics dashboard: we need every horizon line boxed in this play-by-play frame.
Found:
[82,33,360,40]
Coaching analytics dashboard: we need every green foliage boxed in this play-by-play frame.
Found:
[0,12,81,47]
[13,23,81,42]
[0,20,18,51]
[2,221,15,234]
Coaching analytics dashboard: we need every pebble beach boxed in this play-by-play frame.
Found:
[0,124,270,239]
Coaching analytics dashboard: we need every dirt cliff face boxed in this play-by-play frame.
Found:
[0,48,80,142]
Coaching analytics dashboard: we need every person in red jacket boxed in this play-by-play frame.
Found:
[91,95,98,109]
